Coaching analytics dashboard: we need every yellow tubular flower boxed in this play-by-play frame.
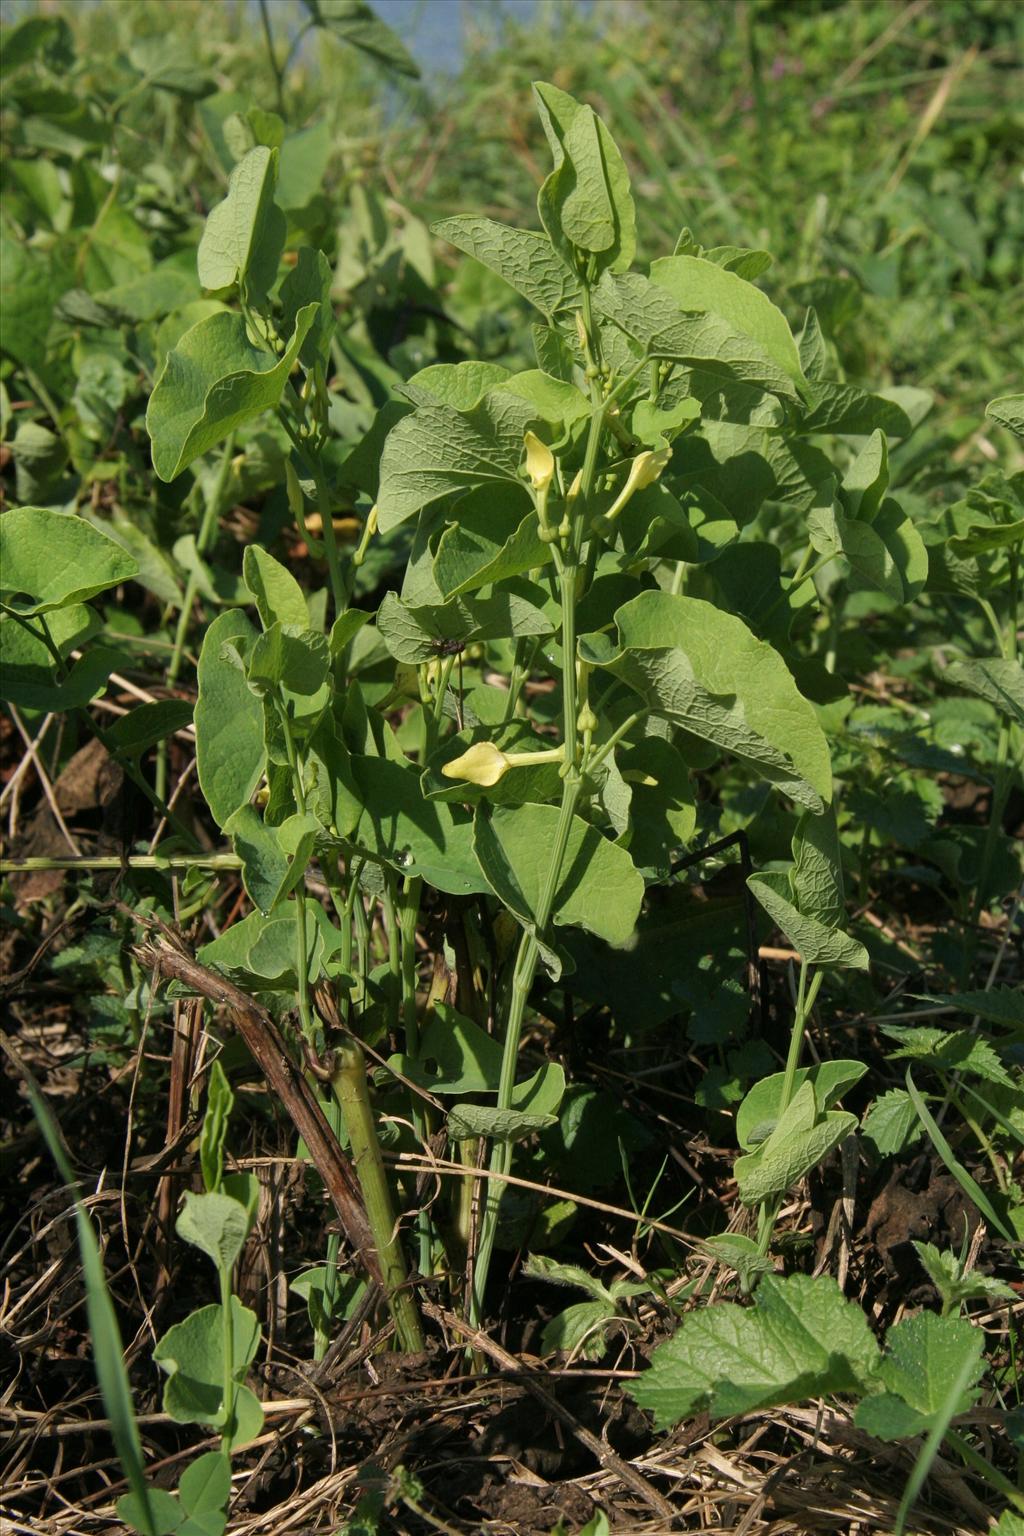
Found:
[523,431,555,494]
[442,740,564,787]
[605,445,671,522]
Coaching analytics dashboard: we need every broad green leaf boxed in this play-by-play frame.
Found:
[247,623,329,698]
[840,429,888,521]
[0,507,138,616]
[176,1191,251,1273]
[147,304,316,481]
[986,393,1024,440]
[735,1081,857,1204]
[798,307,828,382]
[809,496,902,601]
[617,735,696,873]
[912,1240,1016,1311]
[580,590,832,812]
[127,37,214,97]
[279,246,334,367]
[389,1002,502,1093]
[699,1233,775,1287]
[242,545,309,631]
[404,360,511,410]
[194,610,266,829]
[650,255,805,389]
[0,640,121,712]
[474,803,643,947]
[306,715,361,838]
[748,869,869,968]
[197,145,285,304]
[302,0,420,78]
[200,1060,233,1194]
[376,589,552,664]
[431,216,582,321]
[116,1488,182,1536]
[349,756,488,895]
[522,1252,612,1301]
[921,989,1024,1029]
[154,1298,263,1448]
[104,700,194,758]
[495,368,590,429]
[179,1452,231,1521]
[861,1089,924,1158]
[855,1312,985,1440]
[872,499,928,601]
[446,1103,557,1142]
[628,1274,879,1428]
[534,81,636,276]
[594,270,798,400]
[540,1299,618,1361]
[277,118,332,209]
[432,483,547,598]
[790,808,845,929]
[512,1061,566,1118]
[799,382,912,437]
[883,1026,1014,1088]
[198,905,341,993]
[0,14,72,76]
[0,235,65,366]
[376,394,528,532]
[736,1061,867,1150]
[945,657,1024,727]
[224,804,305,913]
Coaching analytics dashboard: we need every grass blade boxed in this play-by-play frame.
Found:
[905,1068,1017,1245]
[2,1037,158,1536]
[892,1351,988,1536]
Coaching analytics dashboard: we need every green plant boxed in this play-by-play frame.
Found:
[3,16,1022,1529]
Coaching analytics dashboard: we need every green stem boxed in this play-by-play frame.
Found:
[470,782,581,1326]
[332,1037,425,1352]
[219,1265,237,1448]
[316,1089,345,1361]
[469,282,615,1324]
[471,551,584,1325]
[0,853,241,875]
[756,962,823,1260]
[381,876,402,1037]
[257,0,285,115]
[399,875,434,1277]
[275,699,314,1040]
[159,435,236,800]
[586,708,649,771]
[281,384,347,620]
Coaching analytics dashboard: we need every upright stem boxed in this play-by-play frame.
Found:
[257,0,285,115]
[159,435,236,800]
[332,1037,425,1352]
[470,542,585,1325]
[400,874,434,1277]
[468,285,633,1323]
[219,1264,237,1448]
[756,961,823,1259]
[276,700,314,1040]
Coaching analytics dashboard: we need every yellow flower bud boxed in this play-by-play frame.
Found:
[442,740,565,788]
[524,431,555,494]
[442,741,510,787]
